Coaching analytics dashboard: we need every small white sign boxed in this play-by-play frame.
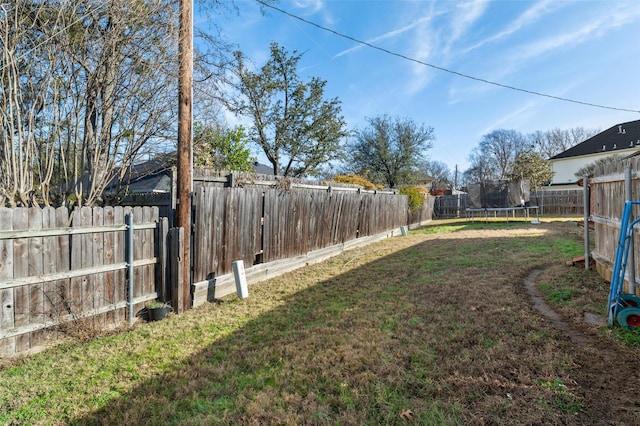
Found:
[233,260,249,299]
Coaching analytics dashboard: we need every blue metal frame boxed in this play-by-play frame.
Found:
[607,200,640,325]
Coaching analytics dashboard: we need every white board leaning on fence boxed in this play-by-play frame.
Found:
[233,260,249,299]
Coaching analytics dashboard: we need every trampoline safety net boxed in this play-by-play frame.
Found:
[467,180,530,209]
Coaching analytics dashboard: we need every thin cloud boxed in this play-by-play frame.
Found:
[515,5,640,62]
[333,14,436,59]
[461,0,558,54]
[293,0,325,14]
[449,0,490,46]
[480,75,590,135]
[445,2,640,105]
[406,1,489,95]
[481,103,535,135]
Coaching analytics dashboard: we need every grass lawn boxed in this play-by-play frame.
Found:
[1,218,639,425]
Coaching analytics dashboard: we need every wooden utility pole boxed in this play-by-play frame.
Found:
[176,0,192,312]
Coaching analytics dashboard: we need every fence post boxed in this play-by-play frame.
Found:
[157,217,169,302]
[583,175,590,271]
[170,227,185,313]
[625,164,636,293]
[126,213,135,325]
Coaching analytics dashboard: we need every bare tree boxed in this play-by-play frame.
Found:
[1,0,180,207]
[462,146,500,186]
[66,0,179,206]
[530,127,599,159]
[420,160,452,190]
[477,129,527,180]
[0,1,73,206]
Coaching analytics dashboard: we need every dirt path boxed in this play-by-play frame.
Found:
[526,269,640,424]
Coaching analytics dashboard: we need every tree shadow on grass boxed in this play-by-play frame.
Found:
[75,229,617,425]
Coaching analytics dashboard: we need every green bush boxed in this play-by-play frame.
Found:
[399,186,426,211]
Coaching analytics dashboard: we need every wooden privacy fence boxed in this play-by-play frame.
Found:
[117,169,388,227]
[590,156,640,295]
[533,190,584,216]
[192,187,414,279]
[191,187,430,305]
[433,190,584,218]
[0,206,167,356]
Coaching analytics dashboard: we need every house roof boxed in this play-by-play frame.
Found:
[550,119,640,160]
[124,174,172,193]
[253,162,274,175]
[105,152,176,194]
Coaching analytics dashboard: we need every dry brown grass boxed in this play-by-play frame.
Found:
[1,219,639,425]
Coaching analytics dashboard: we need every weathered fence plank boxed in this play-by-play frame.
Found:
[113,207,125,324]
[79,207,94,316]
[142,207,153,313]
[14,209,29,352]
[170,227,184,313]
[103,207,116,325]
[40,208,57,346]
[93,207,105,329]
[55,207,70,331]
[28,207,45,348]
[156,217,169,303]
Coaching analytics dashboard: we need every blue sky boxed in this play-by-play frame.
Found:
[208,0,640,173]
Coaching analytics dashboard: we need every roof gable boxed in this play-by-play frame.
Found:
[550,119,640,160]
[253,162,274,175]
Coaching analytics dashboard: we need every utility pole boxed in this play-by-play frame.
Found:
[176,0,192,312]
[454,164,458,191]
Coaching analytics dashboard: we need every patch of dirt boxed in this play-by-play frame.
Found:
[526,268,640,424]
[526,270,612,354]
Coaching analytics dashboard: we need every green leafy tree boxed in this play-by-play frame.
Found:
[230,42,348,177]
[348,115,435,188]
[508,151,554,190]
[193,123,255,171]
[399,186,428,211]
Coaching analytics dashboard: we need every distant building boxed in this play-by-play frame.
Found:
[105,155,275,195]
[105,153,175,195]
[549,120,640,189]
[252,161,274,176]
